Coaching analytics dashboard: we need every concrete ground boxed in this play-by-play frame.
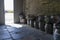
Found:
[0,24,53,40]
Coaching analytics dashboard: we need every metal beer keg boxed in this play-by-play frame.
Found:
[45,16,53,34]
[39,15,45,31]
[54,16,60,40]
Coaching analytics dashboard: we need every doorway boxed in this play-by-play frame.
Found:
[4,0,14,25]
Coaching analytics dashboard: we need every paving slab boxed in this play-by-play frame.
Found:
[0,25,53,40]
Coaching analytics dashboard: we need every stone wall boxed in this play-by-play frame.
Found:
[0,0,5,25]
[23,0,60,16]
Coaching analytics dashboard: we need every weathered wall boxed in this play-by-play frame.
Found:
[14,0,23,23]
[0,0,5,25]
[23,0,60,16]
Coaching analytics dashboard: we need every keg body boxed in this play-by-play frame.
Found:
[45,24,53,34]
[54,29,60,40]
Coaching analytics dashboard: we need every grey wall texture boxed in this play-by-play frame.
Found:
[0,0,5,25]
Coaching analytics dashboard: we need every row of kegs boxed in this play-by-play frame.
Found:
[19,14,60,40]
[26,15,60,40]
[26,15,54,34]
[19,12,60,40]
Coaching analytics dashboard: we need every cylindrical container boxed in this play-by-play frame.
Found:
[19,12,27,24]
[26,15,30,25]
[34,16,39,29]
[54,29,60,40]
[19,15,26,24]
[45,24,53,34]
[54,19,60,40]
[34,21,39,29]
[45,16,53,34]
[30,19,34,27]
[27,18,31,25]
[53,16,59,36]
[26,15,35,27]
[38,15,45,31]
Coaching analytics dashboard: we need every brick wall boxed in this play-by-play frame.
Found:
[23,0,60,16]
